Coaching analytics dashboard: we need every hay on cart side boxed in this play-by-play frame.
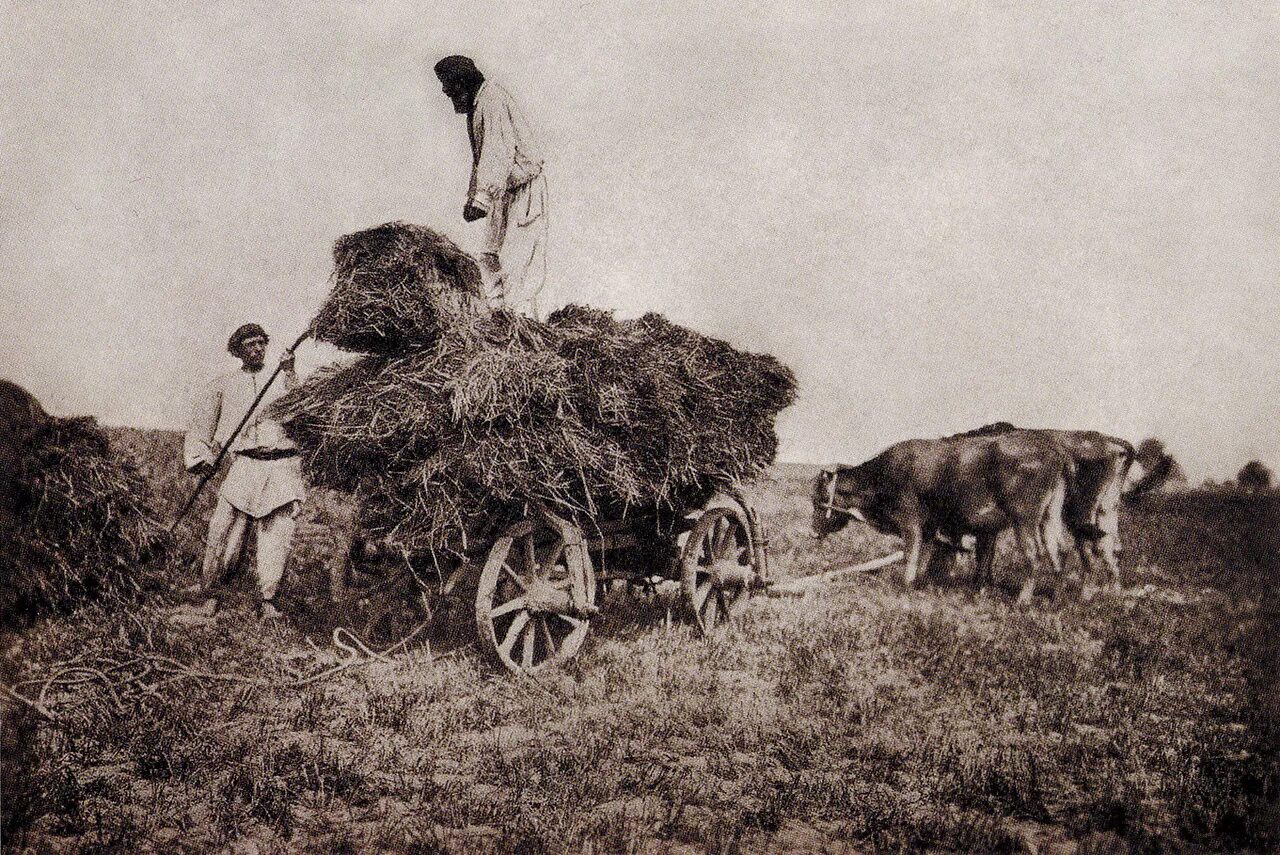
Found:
[309,222,488,354]
[547,304,796,492]
[274,303,796,552]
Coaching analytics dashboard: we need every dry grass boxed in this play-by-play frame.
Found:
[272,304,795,553]
[0,418,171,630]
[2,440,1277,854]
[309,222,486,354]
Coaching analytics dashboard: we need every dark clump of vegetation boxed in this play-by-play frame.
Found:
[1237,459,1273,493]
[1,416,169,630]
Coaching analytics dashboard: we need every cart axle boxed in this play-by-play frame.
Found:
[524,582,598,618]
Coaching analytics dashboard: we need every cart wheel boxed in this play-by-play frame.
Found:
[681,506,756,635]
[475,511,596,675]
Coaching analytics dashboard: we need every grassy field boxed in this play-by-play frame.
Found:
[2,428,1277,853]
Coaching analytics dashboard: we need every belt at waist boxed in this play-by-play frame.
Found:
[236,448,299,461]
[508,166,543,193]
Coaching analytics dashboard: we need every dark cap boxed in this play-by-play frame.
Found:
[227,323,268,355]
[434,55,481,83]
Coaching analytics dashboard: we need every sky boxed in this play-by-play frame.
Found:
[3,0,1277,481]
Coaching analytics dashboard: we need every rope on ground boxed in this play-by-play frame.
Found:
[0,617,434,724]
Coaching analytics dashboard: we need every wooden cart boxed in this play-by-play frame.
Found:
[330,489,770,675]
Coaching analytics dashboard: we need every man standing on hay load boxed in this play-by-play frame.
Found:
[434,55,548,317]
[183,324,304,619]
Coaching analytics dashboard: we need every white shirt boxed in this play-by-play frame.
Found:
[184,364,298,471]
[467,81,544,214]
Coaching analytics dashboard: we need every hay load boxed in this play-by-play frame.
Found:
[308,222,486,353]
[272,223,796,551]
[1,415,168,628]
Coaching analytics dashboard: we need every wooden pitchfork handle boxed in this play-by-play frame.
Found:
[168,330,311,533]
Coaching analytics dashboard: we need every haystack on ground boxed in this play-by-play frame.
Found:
[1,416,168,629]
[272,224,797,552]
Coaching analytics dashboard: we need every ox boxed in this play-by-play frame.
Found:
[954,423,1135,586]
[812,431,1069,603]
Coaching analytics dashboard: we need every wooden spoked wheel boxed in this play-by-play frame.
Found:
[681,506,756,635]
[475,512,596,675]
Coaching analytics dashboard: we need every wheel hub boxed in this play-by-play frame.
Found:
[523,581,597,618]
[708,560,755,588]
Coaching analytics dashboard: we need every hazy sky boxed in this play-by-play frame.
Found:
[3,1,1277,480]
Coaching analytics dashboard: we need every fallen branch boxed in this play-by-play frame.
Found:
[0,683,58,721]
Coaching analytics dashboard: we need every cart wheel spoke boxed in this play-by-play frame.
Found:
[498,612,530,658]
[544,541,566,572]
[490,596,526,619]
[539,616,555,652]
[521,622,536,668]
[552,613,583,629]
[711,517,729,555]
[702,590,719,626]
[692,579,713,613]
[501,563,527,591]
[523,536,537,575]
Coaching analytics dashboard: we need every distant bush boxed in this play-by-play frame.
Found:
[1237,460,1273,493]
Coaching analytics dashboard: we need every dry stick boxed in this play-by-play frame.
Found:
[8,614,437,724]
[0,684,58,721]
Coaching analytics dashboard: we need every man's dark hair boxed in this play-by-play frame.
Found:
[434,55,484,89]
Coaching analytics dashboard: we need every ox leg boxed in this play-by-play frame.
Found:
[1095,512,1123,590]
[1073,532,1095,578]
[1012,524,1041,605]
[924,544,958,586]
[1042,517,1079,603]
[900,525,928,590]
[915,538,938,590]
[1089,451,1130,590]
[974,534,996,593]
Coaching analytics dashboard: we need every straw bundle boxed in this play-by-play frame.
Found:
[1,417,168,628]
[308,222,486,353]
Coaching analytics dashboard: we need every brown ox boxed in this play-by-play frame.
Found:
[953,423,1135,586]
[812,431,1069,603]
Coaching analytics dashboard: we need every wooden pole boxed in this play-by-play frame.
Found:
[766,550,904,597]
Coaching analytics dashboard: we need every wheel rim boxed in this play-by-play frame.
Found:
[476,514,593,674]
[682,507,754,635]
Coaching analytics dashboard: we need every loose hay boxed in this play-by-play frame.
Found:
[308,222,486,354]
[1,417,169,629]
[273,224,797,552]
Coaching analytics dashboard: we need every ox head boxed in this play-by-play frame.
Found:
[810,465,875,539]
